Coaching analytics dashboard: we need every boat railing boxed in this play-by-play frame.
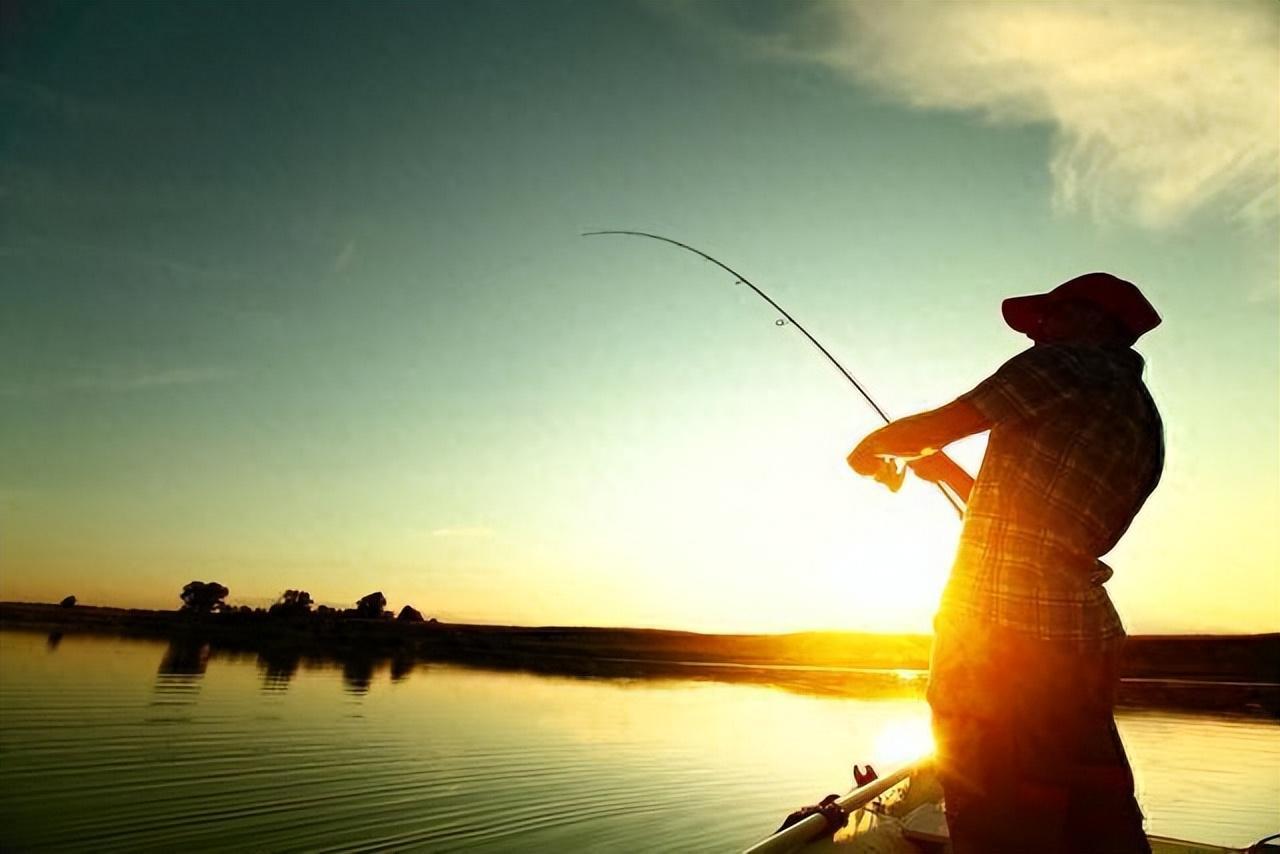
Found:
[741,755,931,854]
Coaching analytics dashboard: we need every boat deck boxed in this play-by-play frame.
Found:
[745,760,1273,854]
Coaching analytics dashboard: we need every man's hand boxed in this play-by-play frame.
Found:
[846,401,988,501]
[849,419,977,503]
[846,430,888,477]
[847,429,907,492]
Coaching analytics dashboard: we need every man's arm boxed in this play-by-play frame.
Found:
[846,399,989,503]
[908,452,976,504]
[849,346,1084,503]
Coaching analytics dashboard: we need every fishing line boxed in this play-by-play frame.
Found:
[582,229,964,517]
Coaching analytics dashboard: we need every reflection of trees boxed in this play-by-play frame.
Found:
[46,631,63,649]
[257,647,301,690]
[390,653,415,682]
[154,639,210,707]
[342,655,377,694]
[159,639,211,675]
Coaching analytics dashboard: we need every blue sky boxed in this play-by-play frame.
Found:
[2,0,1276,633]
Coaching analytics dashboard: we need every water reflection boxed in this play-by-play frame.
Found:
[23,623,1265,719]
[158,638,210,676]
[256,647,301,691]
[341,654,378,694]
[1,629,1278,852]
[390,653,416,683]
[152,639,209,707]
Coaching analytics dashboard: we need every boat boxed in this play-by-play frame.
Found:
[742,756,1280,854]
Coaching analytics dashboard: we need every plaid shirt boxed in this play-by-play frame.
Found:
[939,344,1164,647]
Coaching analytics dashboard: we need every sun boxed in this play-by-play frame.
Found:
[872,714,935,767]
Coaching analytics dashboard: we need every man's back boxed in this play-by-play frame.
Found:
[941,343,1164,645]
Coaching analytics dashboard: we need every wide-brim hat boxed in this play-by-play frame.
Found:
[1002,272,1161,339]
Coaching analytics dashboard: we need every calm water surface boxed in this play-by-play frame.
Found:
[1,630,1277,852]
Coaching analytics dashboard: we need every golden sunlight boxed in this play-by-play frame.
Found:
[872,713,935,767]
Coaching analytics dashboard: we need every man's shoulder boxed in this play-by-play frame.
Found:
[999,343,1145,384]
[982,344,1086,396]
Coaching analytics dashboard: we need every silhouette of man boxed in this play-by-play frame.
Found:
[848,273,1163,854]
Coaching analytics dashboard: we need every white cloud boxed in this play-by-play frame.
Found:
[668,0,1278,229]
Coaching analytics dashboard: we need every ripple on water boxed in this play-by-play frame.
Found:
[2,630,1278,852]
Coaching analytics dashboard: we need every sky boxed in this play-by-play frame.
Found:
[1,0,1276,634]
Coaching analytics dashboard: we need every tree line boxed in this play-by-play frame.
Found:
[179,581,429,623]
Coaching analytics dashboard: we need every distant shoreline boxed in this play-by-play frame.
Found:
[3,601,1277,715]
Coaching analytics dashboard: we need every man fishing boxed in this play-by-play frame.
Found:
[847,273,1164,854]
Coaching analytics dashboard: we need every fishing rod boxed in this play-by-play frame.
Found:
[582,230,965,518]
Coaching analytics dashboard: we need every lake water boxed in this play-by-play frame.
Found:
[1,629,1277,852]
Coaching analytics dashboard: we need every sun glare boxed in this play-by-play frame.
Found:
[821,502,956,633]
[872,714,935,767]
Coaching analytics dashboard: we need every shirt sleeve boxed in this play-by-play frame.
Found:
[956,345,1083,425]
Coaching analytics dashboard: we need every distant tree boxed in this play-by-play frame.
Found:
[283,589,313,609]
[269,589,314,618]
[397,605,424,622]
[355,591,387,618]
[59,595,77,608]
[180,581,229,614]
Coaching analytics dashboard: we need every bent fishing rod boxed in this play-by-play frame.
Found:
[582,229,965,518]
